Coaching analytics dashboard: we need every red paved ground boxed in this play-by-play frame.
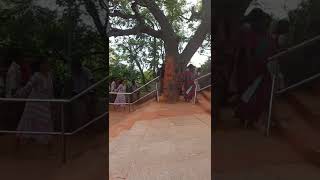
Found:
[109,99,209,140]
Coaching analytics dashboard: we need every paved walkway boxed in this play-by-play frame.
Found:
[214,108,320,179]
[109,102,211,180]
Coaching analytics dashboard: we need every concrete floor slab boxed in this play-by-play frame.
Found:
[109,109,211,180]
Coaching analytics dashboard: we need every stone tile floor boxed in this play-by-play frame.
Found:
[109,114,211,180]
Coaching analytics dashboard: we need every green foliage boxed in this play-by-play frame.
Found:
[199,57,211,74]
[109,0,210,84]
[0,0,108,97]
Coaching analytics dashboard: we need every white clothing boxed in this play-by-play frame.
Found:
[6,62,21,97]
[110,81,116,92]
[114,84,126,107]
[16,72,54,143]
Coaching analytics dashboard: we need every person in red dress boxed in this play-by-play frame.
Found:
[235,8,276,128]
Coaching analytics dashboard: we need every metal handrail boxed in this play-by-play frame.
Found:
[68,111,108,135]
[109,76,160,110]
[266,34,320,136]
[0,75,109,164]
[0,76,109,103]
[109,92,131,95]
[276,72,320,95]
[69,76,108,102]
[268,34,320,61]
[131,90,157,104]
[198,84,211,92]
[109,90,158,106]
[193,73,212,104]
[195,73,211,81]
[132,76,159,94]
[0,97,68,103]
[108,76,160,95]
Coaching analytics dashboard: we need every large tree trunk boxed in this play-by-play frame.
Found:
[163,53,178,103]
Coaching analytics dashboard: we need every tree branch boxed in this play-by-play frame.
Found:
[137,0,177,40]
[108,1,163,40]
[109,10,136,19]
[179,0,211,67]
[108,23,163,39]
[83,0,106,37]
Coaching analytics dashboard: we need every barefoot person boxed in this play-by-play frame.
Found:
[16,58,54,144]
[114,79,126,111]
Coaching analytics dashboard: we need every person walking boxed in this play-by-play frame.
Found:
[114,80,127,111]
[16,58,54,145]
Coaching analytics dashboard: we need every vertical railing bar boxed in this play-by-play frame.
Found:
[128,94,131,112]
[193,82,197,104]
[266,74,277,137]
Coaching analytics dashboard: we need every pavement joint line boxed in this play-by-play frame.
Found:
[193,114,210,126]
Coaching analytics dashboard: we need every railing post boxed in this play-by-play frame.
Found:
[193,81,197,104]
[128,95,131,112]
[266,62,278,137]
[60,103,67,163]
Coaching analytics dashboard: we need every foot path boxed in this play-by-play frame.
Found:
[109,102,211,180]
[214,108,320,179]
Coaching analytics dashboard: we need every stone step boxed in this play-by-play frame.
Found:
[197,91,211,114]
[200,90,211,101]
[287,92,320,129]
[273,98,320,165]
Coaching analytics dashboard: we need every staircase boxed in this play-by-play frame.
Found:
[273,78,320,165]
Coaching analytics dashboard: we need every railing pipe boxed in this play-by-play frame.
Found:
[276,72,320,95]
[0,98,68,103]
[69,76,108,102]
[266,75,276,137]
[193,83,198,104]
[268,34,320,62]
[195,73,211,81]
[131,76,159,94]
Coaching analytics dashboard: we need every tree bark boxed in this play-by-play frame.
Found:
[162,52,178,103]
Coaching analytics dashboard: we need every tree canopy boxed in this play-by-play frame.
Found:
[109,0,211,69]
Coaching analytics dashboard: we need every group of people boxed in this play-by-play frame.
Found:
[0,49,95,145]
[0,52,55,145]
[109,78,139,111]
[214,8,290,129]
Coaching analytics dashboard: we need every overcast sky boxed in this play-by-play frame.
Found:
[187,0,210,67]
